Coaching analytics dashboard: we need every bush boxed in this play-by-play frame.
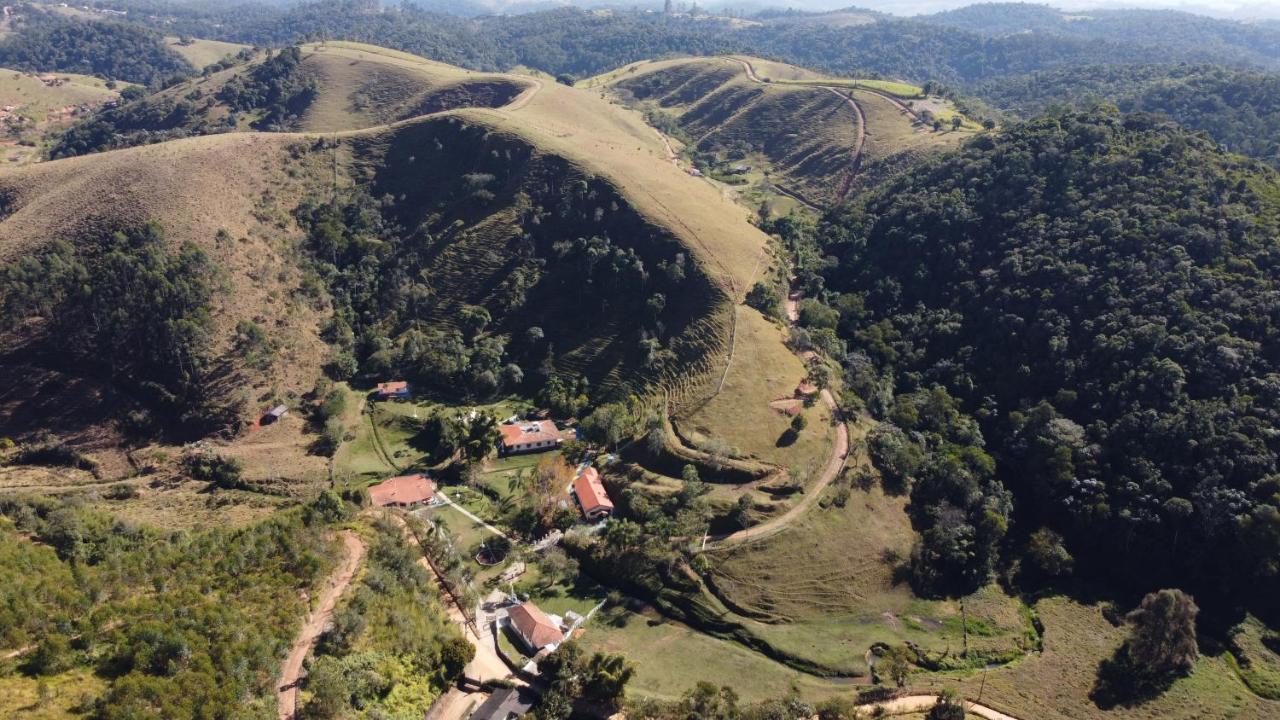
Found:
[181,452,245,489]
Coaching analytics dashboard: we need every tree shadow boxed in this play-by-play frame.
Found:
[1090,646,1179,710]
[775,428,798,447]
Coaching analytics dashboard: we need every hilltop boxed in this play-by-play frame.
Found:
[596,55,974,209]
[0,42,785,495]
[50,42,536,157]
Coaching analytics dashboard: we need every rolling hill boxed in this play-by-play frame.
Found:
[600,55,973,209]
[0,42,781,490]
[49,42,537,157]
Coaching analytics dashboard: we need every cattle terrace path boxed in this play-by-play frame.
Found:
[711,285,850,546]
[728,57,866,204]
[277,530,366,720]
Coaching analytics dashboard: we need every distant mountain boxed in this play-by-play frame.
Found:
[918,3,1280,68]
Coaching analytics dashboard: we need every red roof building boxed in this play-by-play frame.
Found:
[376,380,411,400]
[507,601,564,652]
[498,420,563,455]
[572,467,614,520]
[795,381,818,397]
[369,474,436,507]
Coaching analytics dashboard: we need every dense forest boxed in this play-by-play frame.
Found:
[79,0,1280,86]
[802,108,1280,615]
[0,224,232,438]
[0,9,191,85]
[974,65,1280,167]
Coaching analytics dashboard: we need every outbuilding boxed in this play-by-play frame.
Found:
[572,467,614,520]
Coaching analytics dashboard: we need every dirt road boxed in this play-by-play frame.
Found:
[728,56,866,204]
[712,288,849,545]
[277,530,366,720]
[872,694,1020,720]
[392,511,512,684]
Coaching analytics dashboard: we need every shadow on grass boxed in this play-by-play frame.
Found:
[1090,648,1180,710]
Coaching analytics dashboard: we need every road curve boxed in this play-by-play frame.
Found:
[278,530,367,720]
[871,694,1021,720]
[727,57,866,204]
[711,288,849,546]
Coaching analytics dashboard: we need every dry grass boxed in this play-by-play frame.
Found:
[163,37,249,69]
[0,667,106,719]
[605,56,860,207]
[912,596,1280,720]
[0,67,122,165]
[678,308,830,478]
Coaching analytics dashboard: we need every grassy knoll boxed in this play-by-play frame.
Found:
[163,36,248,69]
[913,596,1280,720]
[678,308,831,482]
[700,482,1035,675]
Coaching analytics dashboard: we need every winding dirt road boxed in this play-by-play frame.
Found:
[872,694,1020,720]
[728,57,866,204]
[277,530,366,720]
[711,288,849,546]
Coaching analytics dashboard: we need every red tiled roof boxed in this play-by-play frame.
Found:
[573,467,613,514]
[508,602,563,650]
[377,380,409,395]
[499,421,561,447]
[369,474,435,506]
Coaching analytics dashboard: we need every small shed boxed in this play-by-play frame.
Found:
[262,405,288,424]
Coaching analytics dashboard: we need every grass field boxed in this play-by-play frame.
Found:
[0,667,107,719]
[701,481,1035,675]
[0,67,122,165]
[678,308,832,481]
[578,603,859,703]
[164,36,248,69]
[913,596,1280,720]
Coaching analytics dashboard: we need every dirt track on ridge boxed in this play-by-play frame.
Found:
[729,57,866,204]
[277,530,366,720]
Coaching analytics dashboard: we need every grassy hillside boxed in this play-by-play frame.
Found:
[49,42,535,157]
[0,42,784,491]
[0,67,123,165]
[163,35,248,70]
[600,56,973,210]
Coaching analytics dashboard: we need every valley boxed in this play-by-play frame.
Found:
[0,2,1279,720]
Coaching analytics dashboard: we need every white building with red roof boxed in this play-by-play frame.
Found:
[498,420,563,455]
[572,467,614,520]
[368,473,436,507]
[506,601,564,653]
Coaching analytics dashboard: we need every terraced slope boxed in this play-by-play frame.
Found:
[602,56,974,207]
[0,43,779,486]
